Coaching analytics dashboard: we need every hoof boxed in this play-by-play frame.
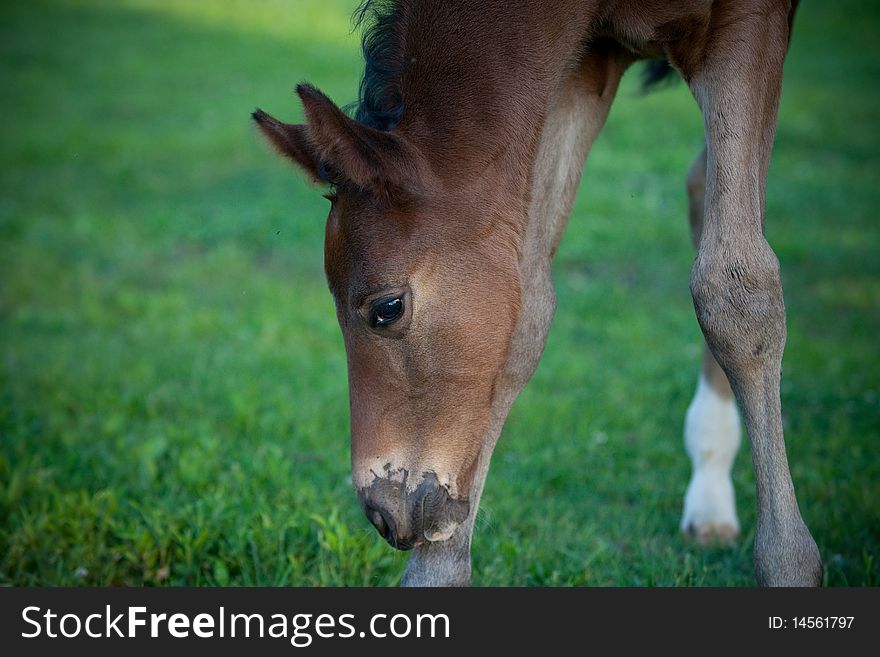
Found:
[681,470,740,548]
[683,521,740,547]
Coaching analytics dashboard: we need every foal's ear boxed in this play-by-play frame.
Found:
[295,83,421,192]
[252,109,322,182]
[254,84,422,192]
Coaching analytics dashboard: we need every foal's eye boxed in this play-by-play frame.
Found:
[369,297,404,328]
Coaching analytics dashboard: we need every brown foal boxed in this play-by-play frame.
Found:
[254,0,822,586]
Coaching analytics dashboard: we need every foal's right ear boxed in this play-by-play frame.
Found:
[252,108,322,182]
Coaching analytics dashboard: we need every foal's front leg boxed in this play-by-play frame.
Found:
[687,9,822,585]
[401,521,472,586]
[681,145,742,545]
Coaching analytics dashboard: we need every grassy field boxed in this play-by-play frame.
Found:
[1,0,877,586]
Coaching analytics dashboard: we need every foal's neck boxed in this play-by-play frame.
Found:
[385,1,593,190]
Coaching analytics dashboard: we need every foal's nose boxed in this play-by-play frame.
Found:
[358,474,470,550]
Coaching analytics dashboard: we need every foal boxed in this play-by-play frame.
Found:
[254,0,822,586]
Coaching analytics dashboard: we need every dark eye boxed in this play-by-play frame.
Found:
[370,297,404,328]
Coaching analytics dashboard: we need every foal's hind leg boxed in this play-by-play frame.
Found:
[680,145,742,545]
[685,7,822,585]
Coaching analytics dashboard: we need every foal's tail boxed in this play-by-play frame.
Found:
[642,0,801,92]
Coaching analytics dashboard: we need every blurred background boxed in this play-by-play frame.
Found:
[1,0,877,586]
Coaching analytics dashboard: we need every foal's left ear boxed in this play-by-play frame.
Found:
[252,109,322,183]
[254,84,424,193]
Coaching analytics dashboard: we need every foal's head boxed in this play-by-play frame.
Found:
[254,85,523,549]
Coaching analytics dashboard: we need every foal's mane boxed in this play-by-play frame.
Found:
[352,0,405,132]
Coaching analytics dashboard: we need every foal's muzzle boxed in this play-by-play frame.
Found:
[357,473,470,550]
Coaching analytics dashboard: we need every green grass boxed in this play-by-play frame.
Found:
[1,0,877,586]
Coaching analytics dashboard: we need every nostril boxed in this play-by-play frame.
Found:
[419,485,470,544]
[369,508,387,536]
[366,505,396,547]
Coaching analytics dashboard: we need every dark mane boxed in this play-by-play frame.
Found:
[352,0,405,131]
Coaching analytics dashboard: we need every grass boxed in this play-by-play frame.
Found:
[1,0,877,587]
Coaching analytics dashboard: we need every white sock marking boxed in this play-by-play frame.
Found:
[681,373,741,536]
